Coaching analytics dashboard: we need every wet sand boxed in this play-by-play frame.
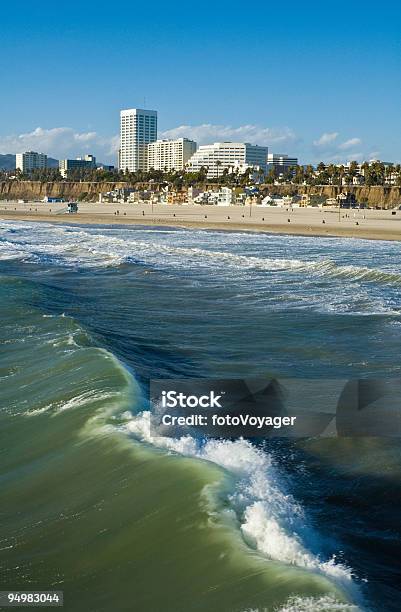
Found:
[1,201,401,241]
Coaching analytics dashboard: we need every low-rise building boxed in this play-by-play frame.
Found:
[208,187,234,206]
[337,191,357,207]
[59,155,96,178]
[187,187,202,203]
[97,164,116,172]
[267,153,298,177]
[300,194,312,207]
[43,196,64,203]
[99,187,134,203]
[166,188,188,204]
[192,187,238,206]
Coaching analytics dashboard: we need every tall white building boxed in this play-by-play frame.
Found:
[147,138,197,171]
[16,151,47,172]
[119,108,157,172]
[186,142,268,178]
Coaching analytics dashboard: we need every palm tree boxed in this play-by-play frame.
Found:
[216,160,222,181]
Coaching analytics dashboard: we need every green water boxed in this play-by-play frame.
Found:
[0,276,350,611]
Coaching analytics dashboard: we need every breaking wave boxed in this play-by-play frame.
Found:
[124,411,360,603]
[1,221,401,292]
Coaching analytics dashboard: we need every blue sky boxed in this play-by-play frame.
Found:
[1,0,400,164]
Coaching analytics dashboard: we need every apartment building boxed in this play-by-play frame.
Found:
[16,151,47,172]
[147,138,197,171]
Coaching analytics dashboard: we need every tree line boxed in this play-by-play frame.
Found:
[1,161,400,187]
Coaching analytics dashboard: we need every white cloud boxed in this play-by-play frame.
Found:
[0,127,118,162]
[311,132,368,163]
[0,124,297,163]
[313,132,339,147]
[160,123,297,147]
[0,125,380,167]
[322,152,365,163]
[338,137,362,150]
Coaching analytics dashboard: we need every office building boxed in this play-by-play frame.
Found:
[187,142,268,178]
[147,138,197,171]
[119,108,157,172]
[59,155,96,178]
[267,153,298,172]
[16,151,47,172]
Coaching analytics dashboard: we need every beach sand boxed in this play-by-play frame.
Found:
[1,201,401,241]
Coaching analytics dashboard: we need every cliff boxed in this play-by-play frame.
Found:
[0,181,133,201]
[1,181,401,208]
[260,185,401,208]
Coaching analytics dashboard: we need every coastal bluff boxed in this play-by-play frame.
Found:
[0,181,400,208]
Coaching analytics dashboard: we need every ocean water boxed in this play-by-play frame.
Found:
[1,220,401,612]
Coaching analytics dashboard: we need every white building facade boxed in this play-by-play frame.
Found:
[119,108,157,172]
[147,138,197,171]
[16,151,47,172]
[186,142,268,178]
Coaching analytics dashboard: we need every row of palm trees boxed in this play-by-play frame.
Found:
[1,161,400,188]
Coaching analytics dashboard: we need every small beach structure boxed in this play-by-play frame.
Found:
[67,202,78,213]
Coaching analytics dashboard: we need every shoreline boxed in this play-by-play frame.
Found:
[1,203,401,241]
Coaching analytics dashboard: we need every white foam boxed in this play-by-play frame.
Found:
[273,595,359,611]
[125,411,358,598]
[1,220,400,289]
[25,390,121,417]
[1,220,401,321]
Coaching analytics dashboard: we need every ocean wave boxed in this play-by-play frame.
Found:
[124,411,359,602]
[1,222,401,293]
[272,595,359,611]
[24,390,122,417]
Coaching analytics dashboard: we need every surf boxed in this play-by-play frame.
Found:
[0,275,358,611]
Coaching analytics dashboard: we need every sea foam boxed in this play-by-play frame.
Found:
[124,410,359,601]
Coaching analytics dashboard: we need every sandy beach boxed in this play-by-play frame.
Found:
[1,200,401,240]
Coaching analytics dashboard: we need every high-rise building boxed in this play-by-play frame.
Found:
[147,138,197,172]
[119,108,157,172]
[59,155,96,178]
[186,142,268,178]
[16,151,47,172]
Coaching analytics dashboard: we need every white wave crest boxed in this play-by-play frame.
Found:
[1,221,401,290]
[242,594,359,611]
[124,411,358,598]
[273,594,359,611]
[25,390,120,416]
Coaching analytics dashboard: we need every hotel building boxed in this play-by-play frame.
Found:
[186,142,268,178]
[119,108,157,172]
[147,138,197,172]
[16,151,47,172]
